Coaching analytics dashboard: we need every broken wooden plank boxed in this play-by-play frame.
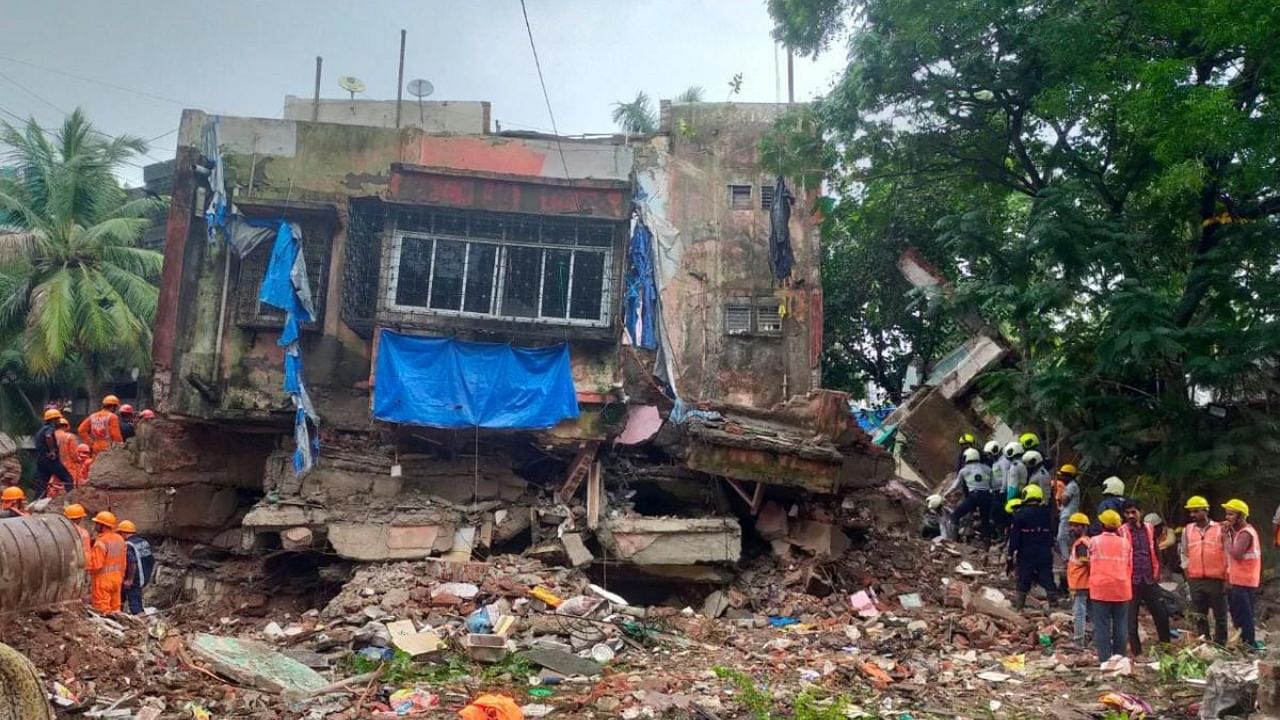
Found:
[554,442,599,504]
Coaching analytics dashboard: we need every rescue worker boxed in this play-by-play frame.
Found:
[1009,484,1058,609]
[1144,513,1179,577]
[922,494,946,539]
[1055,464,1082,558]
[1019,431,1041,452]
[77,444,94,485]
[86,511,126,614]
[1122,500,1171,655]
[1090,509,1132,662]
[989,441,1013,538]
[118,404,137,441]
[1065,512,1092,647]
[1222,498,1262,650]
[55,417,82,490]
[983,440,1002,465]
[1092,476,1129,535]
[1023,451,1051,498]
[1003,441,1028,501]
[35,408,74,499]
[0,486,28,518]
[140,409,155,421]
[77,395,124,457]
[956,433,977,472]
[118,520,153,615]
[951,447,993,541]
[64,503,92,561]
[1180,495,1228,645]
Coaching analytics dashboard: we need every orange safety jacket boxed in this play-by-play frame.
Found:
[1066,536,1091,591]
[77,410,122,456]
[55,429,81,486]
[1228,525,1262,589]
[87,530,127,613]
[1122,521,1160,579]
[1184,521,1227,580]
[1088,530,1133,602]
[74,524,92,564]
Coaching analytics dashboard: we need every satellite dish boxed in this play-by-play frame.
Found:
[337,75,366,99]
[406,79,434,99]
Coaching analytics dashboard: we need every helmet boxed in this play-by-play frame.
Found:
[1022,450,1043,468]
[1102,476,1125,496]
[1222,499,1250,518]
[1144,513,1163,526]
[1019,432,1040,450]
[141,409,155,419]
[119,404,135,416]
[1003,441,1024,459]
[1068,512,1090,526]
[102,394,120,407]
[1022,484,1045,502]
[983,440,1001,457]
[958,433,976,446]
[1058,464,1078,476]
[43,408,62,422]
[1099,509,1123,528]
[963,448,981,463]
[1005,498,1023,515]
[77,443,91,454]
[1,486,24,502]
[57,417,70,428]
[1185,495,1210,510]
[64,503,87,520]
[926,494,944,511]
[117,520,137,534]
[92,511,117,529]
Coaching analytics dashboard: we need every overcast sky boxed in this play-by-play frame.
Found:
[0,0,848,186]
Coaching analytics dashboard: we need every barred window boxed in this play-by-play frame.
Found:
[724,301,784,336]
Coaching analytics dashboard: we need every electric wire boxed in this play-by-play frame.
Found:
[517,0,573,182]
[0,53,207,110]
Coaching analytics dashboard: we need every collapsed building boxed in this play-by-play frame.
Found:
[83,97,898,594]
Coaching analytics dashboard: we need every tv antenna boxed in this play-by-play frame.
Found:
[338,75,366,100]
[406,79,434,123]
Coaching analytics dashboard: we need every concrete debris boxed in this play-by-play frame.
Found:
[187,633,329,694]
[560,532,594,568]
[1200,660,1259,719]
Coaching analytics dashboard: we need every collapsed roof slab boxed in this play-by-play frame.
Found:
[597,517,741,565]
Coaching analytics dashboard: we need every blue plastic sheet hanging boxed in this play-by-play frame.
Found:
[624,220,658,349]
[372,330,580,430]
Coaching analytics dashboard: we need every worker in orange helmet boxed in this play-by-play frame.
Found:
[118,404,137,442]
[77,395,123,458]
[86,511,126,613]
[140,409,155,421]
[77,444,95,485]
[64,503,92,561]
[0,486,28,518]
[51,416,80,497]
[35,408,74,499]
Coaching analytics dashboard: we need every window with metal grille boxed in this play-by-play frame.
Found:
[725,304,753,334]
[384,209,615,327]
[760,184,776,210]
[755,304,783,334]
[724,302,784,336]
[236,222,330,329]
[728,185,753,210]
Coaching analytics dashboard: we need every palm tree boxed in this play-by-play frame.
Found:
[0,109,165,402]
[611,91,657,135]
[675,86,705,103]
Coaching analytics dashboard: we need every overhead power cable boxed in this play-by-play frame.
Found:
[0,53,206,110]
[517,0,573,180]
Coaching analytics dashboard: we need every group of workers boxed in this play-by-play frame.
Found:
[30,395,153,499]
[1,394,157,616]
[926,431,1266,661]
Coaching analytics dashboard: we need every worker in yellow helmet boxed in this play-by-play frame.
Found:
[1009,484,1057,609]
[1222,499,1262,650]
[1054,464,1082,559]
[956,432,978,473]
[1181,495,1227,644]
[1090,509,1132,661]
[0,486,28,518]
[1064,512,1092,646]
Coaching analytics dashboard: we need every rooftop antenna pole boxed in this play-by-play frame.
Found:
[395,29,407,128]
[786,48,795,104]
[312,56,323,122]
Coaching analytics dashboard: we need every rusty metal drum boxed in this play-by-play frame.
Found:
[0,514,86,611]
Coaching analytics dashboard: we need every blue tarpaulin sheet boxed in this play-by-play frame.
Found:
[624,221,658,349]
[373,331,580,430]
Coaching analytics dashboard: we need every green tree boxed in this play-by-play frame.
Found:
[0,109,165,402]
[769,0,1280,488]
[611,91,657,134]
[675,86,705,103]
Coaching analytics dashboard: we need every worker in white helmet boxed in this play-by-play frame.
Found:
[950,448,993,542]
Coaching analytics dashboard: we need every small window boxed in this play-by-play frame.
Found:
[755,305,783,334]
[728,185,753,210]
[761,185,776,210]
[725,304,752,334]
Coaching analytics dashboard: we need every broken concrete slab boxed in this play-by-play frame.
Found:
[702,591,730,619]
[561,533,594,568]
[280,527,314,551]
[386,620,442,657]
[755,501,789,540]
[519,647,604,677]
[600,517,741,565]
[188,633,328,694]
[328,522,454,561]
[787,520,851,557]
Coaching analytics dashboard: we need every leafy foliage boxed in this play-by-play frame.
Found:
[0,109,165,399]
[769,0,1280,490]
[675,86,705,103]
[611,91,657,134]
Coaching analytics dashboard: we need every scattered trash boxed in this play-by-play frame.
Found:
[459,693,524,720]
[1199,660,1259,720]
[1100,692,1153,719]
[1000,654,1026,674]
[184,702,212,720]
[1101,655,1133,676]
[386,620,442,657]
[897,593,922,610]
[388,688,439,716]
[521,703,554,718]
[850,590,881,618]
[954,561,986,576]
[432,582,479,600]
[769,616,800,628]
[977,671,1011,683]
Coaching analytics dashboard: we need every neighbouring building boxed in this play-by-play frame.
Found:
[81,98,895,582]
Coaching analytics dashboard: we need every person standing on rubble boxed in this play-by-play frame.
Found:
[117,405,137,441]
[1065,512,1093,647]
[86,511,126,614]
[55,417,81,490]
[988,440,1011,538]
[1055,465,1082,558]
[950,448,993,542]
[1023,450,1051,497]
[1090,509,1132,662]
[1091,477,1129,535]
[956,433,978,472]
[0,486,29,518]
[1122,500,1171,655]
[1002,441,1028,502]
[1009,485,1058,609]
[1180,496,1228,645]
[1222,499,1262,650]
[922,494,947,539]
[78,395,123,457]
[34,408,74,499]
[118,520,153,615]
[64,504,92,563]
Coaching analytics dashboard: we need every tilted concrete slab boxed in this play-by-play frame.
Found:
[599,517,741,565]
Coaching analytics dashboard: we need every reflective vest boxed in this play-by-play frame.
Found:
[88,531,127,613]
[1227,525,1261,589]
[1184,522,1227,580]
[74,525,92,564]
[1088,531,1133,602]
[1066,536,1091,591]
[1122,521,1160,579]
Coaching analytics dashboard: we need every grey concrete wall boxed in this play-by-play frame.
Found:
[283,96,489,134]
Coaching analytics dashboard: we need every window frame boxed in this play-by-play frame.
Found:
[385,230,613,328]
[723,300,784,337]
[728,184,753,210]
